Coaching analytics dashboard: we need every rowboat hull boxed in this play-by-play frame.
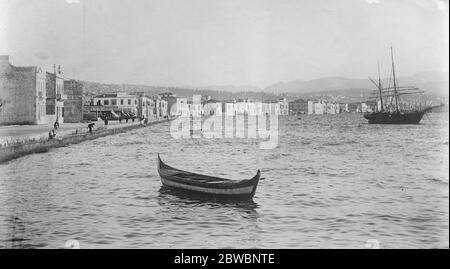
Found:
[157,154,260,200]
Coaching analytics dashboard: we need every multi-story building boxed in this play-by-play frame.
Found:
[278,98,289,115]
[325,102,339,114]
[176,98,189,117]
[339,103,349,113]
[289,99,308,114]
[46,70,66,124]
[347,103,359,113]
[63,79,84,123]
[159,92,177,116]
[136,92,155,119]
[308,100,315,114]
[151,95,169,118]
[188,95,202,117]
[0,55,47,125]
[262,101,280,115]
[202,99,222,116]
[314,101,325,115]
[160,99,168,118]
[225,102,235,116]
[93,92,137,113]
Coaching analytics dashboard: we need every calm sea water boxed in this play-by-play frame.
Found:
[0,113,448,249]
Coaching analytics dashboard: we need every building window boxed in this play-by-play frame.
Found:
[111,99,117,105]
[104,100,109,105]
[128,99,131,105]
[121,99,124,105]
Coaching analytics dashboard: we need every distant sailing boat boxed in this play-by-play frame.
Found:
[364,46,432,124]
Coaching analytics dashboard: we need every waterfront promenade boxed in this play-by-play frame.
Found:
[1,121,128,139]
[0,118,171,163]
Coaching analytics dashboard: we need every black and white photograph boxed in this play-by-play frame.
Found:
[0,0,448,253]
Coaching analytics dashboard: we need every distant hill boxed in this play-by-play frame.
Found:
[180,84,261,93]
[80,71,448,104]
[264,72,448,96]
[81,81,281,102]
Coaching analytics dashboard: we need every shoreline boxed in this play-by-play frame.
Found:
[0,118,172,164]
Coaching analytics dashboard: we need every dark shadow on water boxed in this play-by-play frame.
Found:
[157,186,259,214]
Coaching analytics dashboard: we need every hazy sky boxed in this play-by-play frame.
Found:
[0,0,448,87]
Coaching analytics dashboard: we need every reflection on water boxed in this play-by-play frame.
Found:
[0,113,448,248]
[157,186,259,217]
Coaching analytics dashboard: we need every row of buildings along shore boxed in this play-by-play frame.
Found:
[0,56,173,125]
[1,55,379,126]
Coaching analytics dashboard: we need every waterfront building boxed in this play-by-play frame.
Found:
[160,99,168,118]
[289,99,308,114]
[253,101,263,116]
[159,92,177,116]
[93,92,137,112]
[176,98,189,116]
[361,102,373,113]
[63,79,84,123]
[225,102,235,116]
[136,92,155,119]
[202,99,222,116]
[324,102,340,114]
[0,55,47,125]
[186,95,202,117]
[339,103,349,113]
[347,103,359,113]
[308,100,315,114]
[263,101,280,115]
[151,95,169,118]
[92,92,138,118]
[278,98,289,115]
[188,102,202,117]
[46,68,66,124]
[314,101,325,115]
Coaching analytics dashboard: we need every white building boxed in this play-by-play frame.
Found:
[314,101,325,115]
[308,101,315,114]
[93,92,138,114]
[202,100,223,116]
[176,98,189,116]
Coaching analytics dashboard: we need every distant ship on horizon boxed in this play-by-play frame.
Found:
[364,46,432,124]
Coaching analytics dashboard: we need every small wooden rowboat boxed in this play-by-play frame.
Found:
[157,154,260,199]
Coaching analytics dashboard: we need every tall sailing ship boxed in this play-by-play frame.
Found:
[364,46,432,124]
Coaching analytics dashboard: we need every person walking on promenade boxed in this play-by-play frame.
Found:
[48,129,56,139]
[54,120,60,130]
[88,123,95,133]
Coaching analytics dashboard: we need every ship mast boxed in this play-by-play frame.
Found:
[390,45,400,113]
[377,61,384,112]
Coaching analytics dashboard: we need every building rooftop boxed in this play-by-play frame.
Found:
[94,92,136,98]
[202,99,221,104]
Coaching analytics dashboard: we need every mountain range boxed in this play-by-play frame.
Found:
[82,71,448,103]
[263,72,448,95]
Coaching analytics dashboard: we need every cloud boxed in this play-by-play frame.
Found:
[366,0,380,4]
[65,0,80,4]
